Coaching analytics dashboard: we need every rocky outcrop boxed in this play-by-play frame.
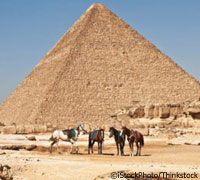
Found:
[0,164,13,180]
[114,104,185,121]
[187,98,200,119]
[1,145,37,151]
[1,125,48,134]
[168,134,200,145]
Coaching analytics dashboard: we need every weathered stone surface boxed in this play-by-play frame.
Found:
[33,125,47,133]
[154,106,160,118]
[2,126,16,134]
[16,125,35,134]
[16,125,25,134]
[187,98,200,119]
[24,125,35,134]
[159,105,170,119]
[168,134,177,140]
[144,105,154,119]
[149,128,160,136]
[134,128,149,136]
[128,107,145,118]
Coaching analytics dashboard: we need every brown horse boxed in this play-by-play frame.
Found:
[88,129,104,154]
[121,126,144,156]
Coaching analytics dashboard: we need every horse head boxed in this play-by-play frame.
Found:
[121,126,130,137]
[109,127,115,138]
[78,123,88,134]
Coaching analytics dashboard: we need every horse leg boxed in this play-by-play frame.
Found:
[116,142,119,156]
[122,139,125,156]
[88,139,91,154]
[56,140,60,154]
[100,142,103,154]
[70,139,75,154]
[139,142,142,156]
[136,142,139,156]
[98,142,100,154]
[50,140,56,153]
[131,143,134,156]
[120,142,124,156]
[74,141,78,154]
[91,141,94,154]
[119,143,122,156]
[129,141,132,156]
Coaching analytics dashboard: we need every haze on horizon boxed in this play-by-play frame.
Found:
[0,0,200,104]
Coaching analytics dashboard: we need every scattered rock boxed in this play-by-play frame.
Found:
[0,151,6,155]
[168,134,177,140]
[25,145,37,151]
[1,145,22,151]
[26,136,36,141]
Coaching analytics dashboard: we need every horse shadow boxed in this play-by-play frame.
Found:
[73,153,152,157]
[117,153,152,157]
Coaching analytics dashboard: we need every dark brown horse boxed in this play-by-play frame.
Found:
[122,127,144,156]
[88,129,104,154]
[109,127,125,156]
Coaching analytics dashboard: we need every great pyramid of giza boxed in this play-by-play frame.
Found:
[0,4,200,127]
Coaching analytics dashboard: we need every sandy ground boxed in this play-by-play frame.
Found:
[0,134,200,180]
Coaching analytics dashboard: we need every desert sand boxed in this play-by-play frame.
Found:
[0,134,200,180]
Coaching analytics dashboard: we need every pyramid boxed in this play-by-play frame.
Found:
[0,4,200,127]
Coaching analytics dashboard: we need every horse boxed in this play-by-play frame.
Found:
[49,124,87,154]
[88,129,104,154]
[121,126,144,156]
[109,127,125,156]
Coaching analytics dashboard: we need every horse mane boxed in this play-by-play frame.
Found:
[122,126,131,137]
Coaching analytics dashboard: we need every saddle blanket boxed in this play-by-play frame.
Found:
[90,130,98,140]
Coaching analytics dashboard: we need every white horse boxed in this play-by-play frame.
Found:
[49,124,87,154]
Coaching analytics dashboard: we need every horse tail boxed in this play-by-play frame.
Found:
[49,130,57,141]
[102,129,105,141]
[141,133,144,146]
[49,134,54,141]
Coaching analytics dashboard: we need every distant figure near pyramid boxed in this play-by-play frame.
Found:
[0,4,200,127]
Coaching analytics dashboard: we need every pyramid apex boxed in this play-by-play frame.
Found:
[87,3,107,11]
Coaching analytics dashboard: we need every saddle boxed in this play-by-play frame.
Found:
[128,130,138,141]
